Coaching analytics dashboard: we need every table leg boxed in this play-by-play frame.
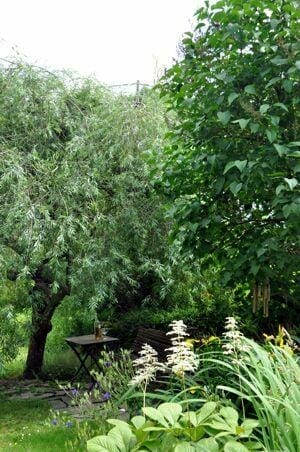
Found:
[67,343,92,382]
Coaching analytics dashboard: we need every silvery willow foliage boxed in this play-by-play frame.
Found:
[0,61,166,376]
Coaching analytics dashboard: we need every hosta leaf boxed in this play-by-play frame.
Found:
[182,410,198,427]
[109,425,136,451]
[107,419,131,428]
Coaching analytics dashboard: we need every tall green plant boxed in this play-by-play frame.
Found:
[200,338,300,451]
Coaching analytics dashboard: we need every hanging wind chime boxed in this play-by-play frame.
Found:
[252,278,270,317]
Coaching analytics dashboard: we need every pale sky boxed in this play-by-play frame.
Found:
[0,0,201,86]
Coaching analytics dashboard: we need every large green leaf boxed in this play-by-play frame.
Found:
[259,104,270,114]
[197,402,217,423]
[131,416,146,430]
[196,438,219,452]
[143,407,169,427]
[174,442,196,452]
[217,111,231,125]
[229,182,243,196]
[87,435,119,452]
[224,441,249,452]
[157,402,182,425]
[219,407,239,429]
[228,93,239,106]
[224,160,247,174]
[244,85,256,95]
[284,178,298,190]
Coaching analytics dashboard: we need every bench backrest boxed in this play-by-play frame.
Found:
[133,327,172,361]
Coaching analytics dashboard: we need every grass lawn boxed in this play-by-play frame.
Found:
[0,349,103,451]
[0,396,80,451]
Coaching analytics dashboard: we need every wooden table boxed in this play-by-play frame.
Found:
[65,334,119,382]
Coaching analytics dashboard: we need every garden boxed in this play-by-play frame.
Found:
[0,0,299,450]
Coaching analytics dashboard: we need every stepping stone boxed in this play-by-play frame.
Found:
[15,392,36,399]
[31,392,57,399]
[49,399,69,410]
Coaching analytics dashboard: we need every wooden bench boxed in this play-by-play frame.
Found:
[133,326,172,361]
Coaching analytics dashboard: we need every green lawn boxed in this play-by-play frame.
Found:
[0,347,107,451]
[0,397,80,451]
[3,347,79,380]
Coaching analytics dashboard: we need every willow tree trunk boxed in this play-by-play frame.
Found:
[23,277,70,379]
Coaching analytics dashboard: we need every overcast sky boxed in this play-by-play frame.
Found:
[0,0,201,86]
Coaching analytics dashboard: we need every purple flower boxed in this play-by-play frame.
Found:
[105,361,112,367]
[71,388,79,396]
[65,421,73,428]
[102,392,111,401]
[51,419,58,425]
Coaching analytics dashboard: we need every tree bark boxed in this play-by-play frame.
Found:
[23,270,70,379]
[23,304,54,379]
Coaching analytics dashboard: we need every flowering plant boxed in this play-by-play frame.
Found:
[129,343,165,408]
[166,320,199,377]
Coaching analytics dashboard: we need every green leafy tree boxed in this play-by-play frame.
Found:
[157,0,300,309]
[0,61,166,377]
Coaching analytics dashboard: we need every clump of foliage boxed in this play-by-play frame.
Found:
[156,0,300,316]
[87,401,261,451]
[0,60,167,377]
[110,265,246,346]
[198,321,300,452]
[88,317,300,451]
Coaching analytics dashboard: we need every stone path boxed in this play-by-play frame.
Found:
[0,379,105,418]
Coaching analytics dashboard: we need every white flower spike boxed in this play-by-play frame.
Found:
[166,320,199,377]
[129,343,164,386]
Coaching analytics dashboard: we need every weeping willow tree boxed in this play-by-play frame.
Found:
[0,61,166,377]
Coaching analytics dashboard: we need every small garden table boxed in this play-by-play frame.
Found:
[65,334,120,382]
